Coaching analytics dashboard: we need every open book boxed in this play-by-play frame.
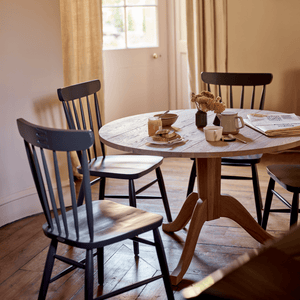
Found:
[244,113,300,136]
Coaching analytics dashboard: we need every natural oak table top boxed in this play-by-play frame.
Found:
[99,109,300,158]
[99,108,300,285]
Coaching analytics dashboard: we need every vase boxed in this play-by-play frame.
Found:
[213,114,220,126]
[195,110,207,128]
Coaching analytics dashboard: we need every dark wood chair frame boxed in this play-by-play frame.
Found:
[182,223,300,299]
[262,164,300,229]
[187,72,273,225]
[17,118,174,300]
[58,80,173,256]
[57,79,172,216]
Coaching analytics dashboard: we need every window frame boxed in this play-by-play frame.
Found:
[102,0,159,50]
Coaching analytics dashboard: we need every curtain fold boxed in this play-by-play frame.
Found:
[60,0,104,174]
[186,0,228,103]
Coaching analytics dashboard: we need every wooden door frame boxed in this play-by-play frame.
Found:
[166,0,177,110]
[167,0,189,110]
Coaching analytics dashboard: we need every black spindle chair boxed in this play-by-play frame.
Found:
[262,164,300,230]
[187,72,273,225]
[17,118,174,300]
[58,80,172,255]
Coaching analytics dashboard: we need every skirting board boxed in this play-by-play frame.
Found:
[0,180,72,227]
[0,193,43,227]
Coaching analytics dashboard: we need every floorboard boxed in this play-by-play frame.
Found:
[0,152,298,299]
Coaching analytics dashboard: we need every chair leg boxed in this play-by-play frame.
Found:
[129,179,139,256]
[85,249,94,300]
[153,228,174,300]
[38,239,58,300]
[99,177,106,200]
[156,167,172,222]
[186,160,196,197]
[261,178,275,229]
[251,164,263,224]
[97,248,104,285]
[290,192,299,228]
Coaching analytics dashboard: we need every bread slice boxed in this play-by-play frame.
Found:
[152,130,181,142]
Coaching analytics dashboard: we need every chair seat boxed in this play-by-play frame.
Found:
[221,154,263,165]
[267,164,300,192]
[78,155,164,180]
[191,154,262,165]
[43,200,163,248]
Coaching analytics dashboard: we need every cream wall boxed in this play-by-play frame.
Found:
[0,0,64,226]
[228,0,300,115]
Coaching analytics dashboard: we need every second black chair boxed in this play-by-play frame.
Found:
[187,72,273,225]
[262,164,300,230]
[57,79,172,222]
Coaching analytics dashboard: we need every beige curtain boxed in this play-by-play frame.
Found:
[60,0,104,173]
[186,0,228,102]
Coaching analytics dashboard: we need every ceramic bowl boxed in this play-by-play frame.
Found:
[154,113,178,127]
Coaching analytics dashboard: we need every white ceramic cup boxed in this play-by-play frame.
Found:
[203,125,223,142]
[217,111,245,134]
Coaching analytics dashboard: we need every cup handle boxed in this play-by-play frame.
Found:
[214,130,217,141]
[236,116,245,129]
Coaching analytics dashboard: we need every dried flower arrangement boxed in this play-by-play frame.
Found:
[191,91,226,114]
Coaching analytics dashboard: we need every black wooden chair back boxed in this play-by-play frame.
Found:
[17,118,95,241]
[17,118,174,300]
[57,79,172,230]
[57,79,105,162]
[201,72,273,109]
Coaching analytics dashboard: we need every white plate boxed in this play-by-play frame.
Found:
[146,136,185,145]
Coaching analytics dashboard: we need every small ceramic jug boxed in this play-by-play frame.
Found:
[217,111,245,134]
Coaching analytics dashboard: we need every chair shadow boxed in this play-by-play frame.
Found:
[33,94,66,130]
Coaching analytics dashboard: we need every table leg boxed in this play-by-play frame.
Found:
[219,194,274,243]
[162,192,199,233]
[169,198,208,285]
[163,157,274,285]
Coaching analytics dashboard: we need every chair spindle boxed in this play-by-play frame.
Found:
[250,85,256,109]
[67,151,80,239]
[52,150,69,237]
[229,85,233,107]
[240,86,245,109]
[35,146,61,234]
[260,85,266,110]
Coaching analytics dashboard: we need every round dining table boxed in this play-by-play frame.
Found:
[99,108,300,285]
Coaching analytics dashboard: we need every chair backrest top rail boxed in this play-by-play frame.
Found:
[201,72,273,86]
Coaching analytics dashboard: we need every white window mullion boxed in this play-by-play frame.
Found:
[102,0,158,50]
[124,2,128,48]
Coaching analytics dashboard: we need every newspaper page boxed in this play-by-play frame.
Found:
[245,113,300,136]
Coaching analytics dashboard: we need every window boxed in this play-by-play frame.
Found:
[102,0,158,50]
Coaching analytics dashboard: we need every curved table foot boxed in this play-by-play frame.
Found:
[170,199,208,285]
[162,192,199,233]
[219,194,274,243]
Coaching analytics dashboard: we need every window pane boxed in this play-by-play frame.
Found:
[126,7,157,48]
[103,0,124,6]
[103,7,126,49]
[126,0,157,5]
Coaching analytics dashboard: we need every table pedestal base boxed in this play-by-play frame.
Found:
[162,157,274,286]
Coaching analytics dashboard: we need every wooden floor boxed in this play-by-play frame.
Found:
[0,152,299,299]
